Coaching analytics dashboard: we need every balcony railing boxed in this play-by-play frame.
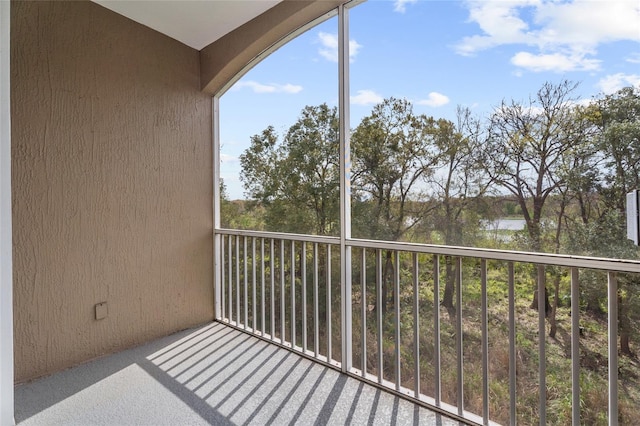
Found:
[214,228,640,425]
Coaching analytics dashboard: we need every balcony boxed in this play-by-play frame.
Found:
[11,228,639,425]
[15,321,456,426]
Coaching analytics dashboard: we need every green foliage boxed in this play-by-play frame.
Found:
[239,104,340,235]
[482,80,595,252]
[233,82,640,258]
[229,82,640,424]
[351,97,440,241]
[426,106,490,247]
[595,86,640,213]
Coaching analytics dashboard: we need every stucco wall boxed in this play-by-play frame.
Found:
[11,1,213,382]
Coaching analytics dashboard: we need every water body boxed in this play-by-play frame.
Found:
[483,218,527,231]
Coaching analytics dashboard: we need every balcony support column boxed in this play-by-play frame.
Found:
[0,0,14,424]
[338,3,352,373]
[213,96,222,320]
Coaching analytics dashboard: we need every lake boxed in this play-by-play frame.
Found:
[482,218,527,231]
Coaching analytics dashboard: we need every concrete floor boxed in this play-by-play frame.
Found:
[15,322,460,426]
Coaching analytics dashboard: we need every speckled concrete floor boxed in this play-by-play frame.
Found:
[15,322,461,426]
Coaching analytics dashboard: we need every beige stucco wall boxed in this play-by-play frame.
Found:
[11,1,213,382]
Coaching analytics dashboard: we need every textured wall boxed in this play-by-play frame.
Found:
[11,1,213,381]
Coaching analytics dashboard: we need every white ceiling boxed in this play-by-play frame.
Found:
[93,0,283,50]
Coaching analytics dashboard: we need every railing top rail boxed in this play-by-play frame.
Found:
[215,229,640,273]
[348,238,640,273]
[215,228,340,245]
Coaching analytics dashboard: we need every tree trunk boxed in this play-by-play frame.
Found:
[621,333,632,356]
[619,292,633,356]
[441,256,457,320]
[530,283,551,317]
[549,274,561,338]
[381,251,394,317]
[525,216,546,312]
[549,199,565,338]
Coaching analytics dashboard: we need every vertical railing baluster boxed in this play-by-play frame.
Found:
[456,256,464,416]
[261,238,265,336]
[434,255,441,406]
[481,259,489,424]
[394,251,401,391]
[608,271,618,426]
[413,253,420,398]
[291,240,296,349]
[252,237,257,332]
[228,235,233,324]
[571,267,580,426]
[377,249,383,384]
[280,239,285,344]
[343,243,353,371]
[508,262,516,424]
[327,244,332,362]
[243,236,248,329]
[221,235,226,321]
[361,248,367,378]
[537,264,546,425]
[236,236,240,326]
[314,243,319,358]
[302,243,307,353]
[270,239,275,340]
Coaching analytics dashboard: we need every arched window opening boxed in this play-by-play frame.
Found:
[214,2,640,425]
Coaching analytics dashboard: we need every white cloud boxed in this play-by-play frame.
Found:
[234,80,302,94]
[394,0,417,13]
[317,32,362,63]
[351,89,384,106]
[511,51,601,72]
[534,0,640,48]
[454,0,538,56]
[597,73,640,94]
[455,0,640,73]
[627,53,640,64]
[220,153,239,164]
[417,92,450,107]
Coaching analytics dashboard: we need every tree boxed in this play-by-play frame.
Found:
[352,97,439,241]
[239,104,340,236]
[483,80,591,252]
[592,86,640,355]
[351,97,440,314]
[482,80,593,314]
[219,179,265,230]
[428,107,491,318]
[546,103,602,336]
[596,86,640,215]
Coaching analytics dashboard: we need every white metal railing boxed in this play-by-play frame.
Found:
[214,228,640,426]
[216,229,341,368]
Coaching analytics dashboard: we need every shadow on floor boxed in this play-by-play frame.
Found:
[15,322,458,425]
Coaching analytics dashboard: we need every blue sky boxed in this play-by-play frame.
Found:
[220,0,640,200]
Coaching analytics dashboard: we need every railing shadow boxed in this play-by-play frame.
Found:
[14,322,221,423]
[16,321,455,425]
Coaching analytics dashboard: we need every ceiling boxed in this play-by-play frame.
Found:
[93,0,283,50]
